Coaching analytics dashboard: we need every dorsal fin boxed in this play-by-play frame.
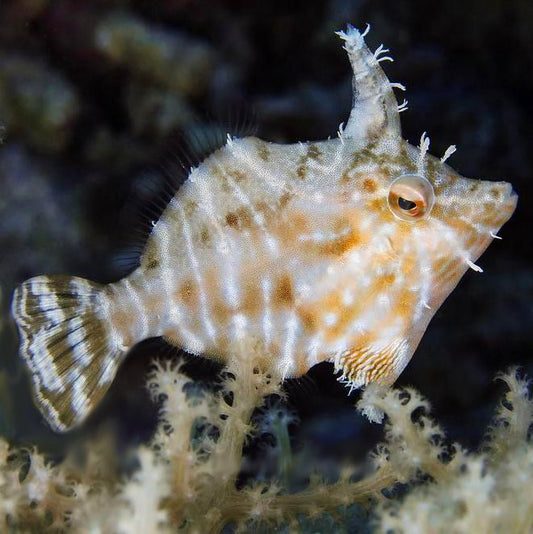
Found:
[336,24,402,143]
[112,106,258,277]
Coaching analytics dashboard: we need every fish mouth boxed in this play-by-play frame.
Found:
[502,181,518,203]
[499,181,518,220]
[485,180,518,227]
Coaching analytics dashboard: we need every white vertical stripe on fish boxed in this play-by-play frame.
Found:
[279,311,299,378]
[177,203,217,343]
[122,279,149,341]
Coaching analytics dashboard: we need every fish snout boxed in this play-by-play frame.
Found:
[462,179,517,231]
[502,181,518,207]
[487,180,518,226]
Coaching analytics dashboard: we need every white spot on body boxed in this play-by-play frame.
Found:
[342,288,355,306]
[324,312,338,327]
[264,234,279,256]
[377,293,390,309]
[350,191,362,203]
[232,313,248,340]
[166,304,182,331]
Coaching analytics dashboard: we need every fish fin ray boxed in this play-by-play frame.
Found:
[335,338,410,390]
[112,104,258,277]
[11,275,126,432]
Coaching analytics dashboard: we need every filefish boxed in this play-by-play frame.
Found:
[12,25,517,432]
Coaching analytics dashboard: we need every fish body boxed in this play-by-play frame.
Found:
[12,26,517,432]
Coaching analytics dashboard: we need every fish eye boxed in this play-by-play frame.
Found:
[387,174,435,221]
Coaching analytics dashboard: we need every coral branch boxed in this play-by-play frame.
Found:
[1,363,531,533]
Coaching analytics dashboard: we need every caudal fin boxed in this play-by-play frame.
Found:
[11,275,126,432]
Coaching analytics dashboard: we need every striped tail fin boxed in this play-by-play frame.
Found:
[11,275,127,432]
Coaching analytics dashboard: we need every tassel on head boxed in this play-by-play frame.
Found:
[440,144,457,164]
[397,99,408,113]
[417,132,430,175]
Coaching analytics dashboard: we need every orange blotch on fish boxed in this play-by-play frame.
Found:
[368,197,386,213]
[279,192,294,210]
[177,280,198,307]
[225,212,239,228]
[228,169,247,182]
[317,230,361,256]
[225,207,254,230]
[240,280,263,316]
[272,274,295,307]
[109,310,135,346]
[395,288,418,320]
[373,273,396,292]
[297,307,318,332]
[362,177,377,193]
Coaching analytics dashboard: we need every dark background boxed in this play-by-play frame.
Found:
[0,0,532,469]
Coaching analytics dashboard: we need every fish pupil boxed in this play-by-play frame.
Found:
[398,197,417,211]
